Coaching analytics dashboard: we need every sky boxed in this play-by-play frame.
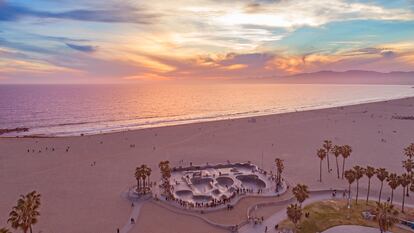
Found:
[0,0,414,84]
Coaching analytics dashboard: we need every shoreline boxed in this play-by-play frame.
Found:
[3,95,414,139]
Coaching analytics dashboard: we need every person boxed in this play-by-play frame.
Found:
[131,202,134,207]
[117,228,120,233]
[265,226,268,232]
[130,218,135,224]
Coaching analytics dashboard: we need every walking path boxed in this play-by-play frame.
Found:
[239,190,414,233]
[239,190,334,233]
[322,225,389,233]
[119,198,147,233]
[119,186,414,233]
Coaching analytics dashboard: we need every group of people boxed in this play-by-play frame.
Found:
[27,146,56,153]
[235,187,256,195]
[330,189,348,199]
[250,216,265,224]
[26,145,72,153]
[173,191,237,209]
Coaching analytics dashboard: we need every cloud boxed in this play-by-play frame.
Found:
[0,1,158,24]
[0,37,55,54]
[380,50,396,58]
[343,47,398,58]
[215,0,414,29]
[65,43,97,52]
[1,0,414,83]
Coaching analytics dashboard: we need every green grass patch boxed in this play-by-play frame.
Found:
[279,200,411,233]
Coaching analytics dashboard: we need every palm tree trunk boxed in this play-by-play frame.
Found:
[407,185,410,197]
[137,179,140,192]
[402,187,406,213]
[326,152,330,172]
[379,181,383,203]
[319,159,322,182]
[276,174,279,192]
[342,157,346,179]
[30,226,32,233]
[277,172,280,185]
[348,183,351,198]
[356,180,359,204]
[335,157,340,178]
[366,178,371,204]
[391,189,394,204]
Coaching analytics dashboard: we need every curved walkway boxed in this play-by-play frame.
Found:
[322,225,390,233]
[239,190,335,233]
[120,186,414,233]
[239,190,414,233]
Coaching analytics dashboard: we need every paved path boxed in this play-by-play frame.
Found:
[119,200,145,233]
[239,190,414,233]
[239,190,335,233]
[322,225,389,233]
[119,188,414,233]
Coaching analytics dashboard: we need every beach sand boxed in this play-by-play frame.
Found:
[1,97,414,233]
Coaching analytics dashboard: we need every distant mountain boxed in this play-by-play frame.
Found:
[268,70,414,84]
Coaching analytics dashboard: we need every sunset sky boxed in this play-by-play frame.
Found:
[1,0,414,83]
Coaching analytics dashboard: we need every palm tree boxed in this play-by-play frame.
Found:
[332,145,342,179]
[317,148,327,182]
[399,173,411,213]
[292,184,309,207]
[374,201,399,233]
[145,166,152,190]
[8,191,41,233]
[159,160,172,197]
[353,166,365,204]
[376,168,389,203]
[135,166,143,193]
[404,143,414,159]
[159,160,170,174]
[344,169,356,198]
[275,158,284,189]
[0,228,12,233]
[409,182,414,199]
[323,140,333,172]
[365,166,375,204]
[387,173,400,204]
[341,145,352,179]
[140,164,152,193]
[402,159,414,197]
[140,165,148,193]
[403,159,414,176]
[286,203,302,232]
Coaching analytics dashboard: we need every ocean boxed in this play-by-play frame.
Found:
[1,83,413,137]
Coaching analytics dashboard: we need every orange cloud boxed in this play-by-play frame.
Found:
[222,64,248,70]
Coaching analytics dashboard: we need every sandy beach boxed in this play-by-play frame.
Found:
[1,97,414,233]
